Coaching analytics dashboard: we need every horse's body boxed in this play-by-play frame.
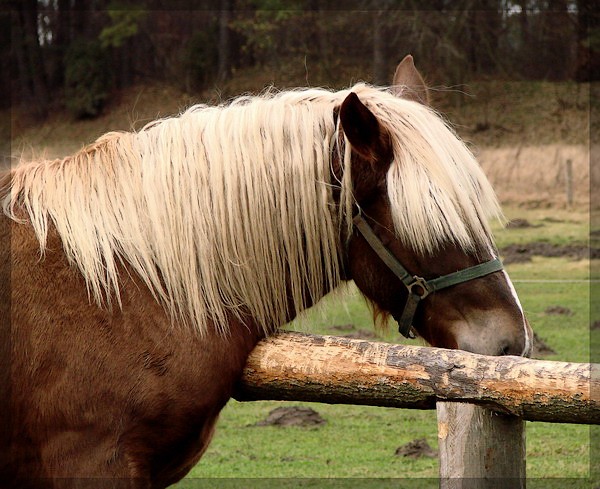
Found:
[1,58,532,487]
[6,218,254,485]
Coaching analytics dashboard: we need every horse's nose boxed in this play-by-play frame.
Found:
[498,320,533,357]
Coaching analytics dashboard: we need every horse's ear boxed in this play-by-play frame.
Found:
[339,92,391,164]
[392,55,430,105]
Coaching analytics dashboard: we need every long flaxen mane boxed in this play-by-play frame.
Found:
[3,84,501,335]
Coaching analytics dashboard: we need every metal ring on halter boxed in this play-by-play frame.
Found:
[406,276,430,299]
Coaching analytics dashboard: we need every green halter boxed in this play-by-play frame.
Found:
[353,215,504,338]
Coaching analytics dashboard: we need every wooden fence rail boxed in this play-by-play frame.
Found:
[234,331,599,424]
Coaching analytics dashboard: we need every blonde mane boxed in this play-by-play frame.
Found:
[3,84,501,335]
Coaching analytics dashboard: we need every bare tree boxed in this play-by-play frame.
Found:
[218,0,233,82]
[15,0,49,115]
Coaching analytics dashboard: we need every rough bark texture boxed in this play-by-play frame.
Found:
[234,332,599,425]
[437,402,526,488]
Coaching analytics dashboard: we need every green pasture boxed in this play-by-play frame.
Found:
[177,207,595,485]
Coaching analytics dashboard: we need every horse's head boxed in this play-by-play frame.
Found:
[337,56,532,357]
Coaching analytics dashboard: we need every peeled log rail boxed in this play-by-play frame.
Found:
[234,332,599,425]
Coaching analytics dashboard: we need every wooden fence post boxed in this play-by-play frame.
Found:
[437,402,526,489]
[235,332,600,424]
[565,158,573,207]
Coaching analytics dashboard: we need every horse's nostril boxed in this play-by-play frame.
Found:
[497,341,515,356]
[498,339,524,356]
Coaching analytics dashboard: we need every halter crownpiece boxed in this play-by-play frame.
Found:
[353,214,504,338]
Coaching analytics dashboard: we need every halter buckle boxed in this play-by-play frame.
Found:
[407,276,430,299]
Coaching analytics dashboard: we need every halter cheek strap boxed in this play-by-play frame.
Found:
[353,215,504,338]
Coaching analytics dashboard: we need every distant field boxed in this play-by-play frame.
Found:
[479,144,590,208]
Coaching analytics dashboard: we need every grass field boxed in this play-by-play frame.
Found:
[178,206,595,485]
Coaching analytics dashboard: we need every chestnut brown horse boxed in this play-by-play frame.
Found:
[0,57,532,488]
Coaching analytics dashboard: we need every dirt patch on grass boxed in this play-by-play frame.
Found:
[330,324,356,332]
[500,242,596,264]
[532,332,557,358]
[341,329,381,340]
[505,218,541,229]
[544,305,574,316]
[330,324,381,340]
[255,407,326,428]
[395,438,437,459]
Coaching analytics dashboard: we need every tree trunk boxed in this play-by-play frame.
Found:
[12,8,33,106]
[19,0,49,116]
[575,0,600,81]
[468,3,501,75]
[47,0,71,89]
[307,0,331,83]
[217,0,232,82]
[542,0,572,80]
[372,10,386,85]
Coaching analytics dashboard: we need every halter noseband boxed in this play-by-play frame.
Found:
[353,215,504,339]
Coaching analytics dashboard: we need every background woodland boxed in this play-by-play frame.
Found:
[3,1,599,119]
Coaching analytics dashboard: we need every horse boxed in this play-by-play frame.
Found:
[0,56,532,488]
